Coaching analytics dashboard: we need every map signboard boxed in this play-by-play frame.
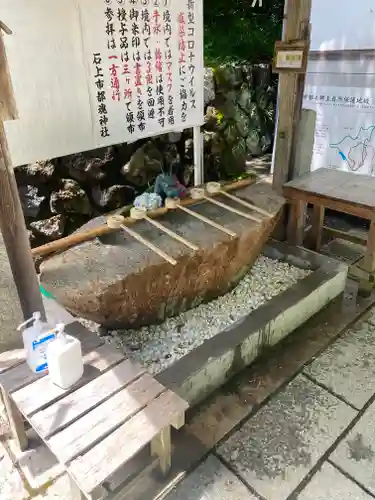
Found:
[303,85,375,175]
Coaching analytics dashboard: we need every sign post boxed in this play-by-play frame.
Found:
[271,0,312,239]
[0,24,46,321]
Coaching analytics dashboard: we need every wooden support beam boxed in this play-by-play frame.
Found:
[308,205,325,251]
[0,28,46,321]
[272,0,312,239]
[286,200,306,246]
[151,426,172,477]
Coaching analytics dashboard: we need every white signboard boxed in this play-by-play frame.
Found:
[310,0,375,51]
[2,0,204,166]
[276,50,304,70]
[303,85,375,175]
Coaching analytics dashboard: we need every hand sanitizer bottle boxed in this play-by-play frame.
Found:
[18,312,55,374]
[46,324,84,389]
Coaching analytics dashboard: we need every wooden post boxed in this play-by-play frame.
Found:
[0,25,46,321]
[272,0,312,238]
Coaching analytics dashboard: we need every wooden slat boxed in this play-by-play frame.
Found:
[322,226,367,247]
[0,349,24,374]
[31,359,145,439]
[69,391,188,495]
[0,361,41,394]
[12,345,124,416]
[48,374,166,464]
[0,326,102,394]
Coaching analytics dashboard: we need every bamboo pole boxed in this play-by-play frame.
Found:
[219,191,273,217]
[119,224,177,265]
[32,178,254,258]
[204,196,262,223]
[144,216,199,251]
[107,215,177,265]
[178,205,237,237]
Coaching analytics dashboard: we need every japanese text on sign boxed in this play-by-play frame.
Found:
[88,0,204,143]
[1,0,204,166]
[303,93,372,107]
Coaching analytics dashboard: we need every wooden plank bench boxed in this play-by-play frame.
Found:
[283,168,375,292]
[0,322,188,499]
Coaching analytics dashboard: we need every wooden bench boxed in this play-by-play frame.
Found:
[283,168,375,291]
[0,322,188,499]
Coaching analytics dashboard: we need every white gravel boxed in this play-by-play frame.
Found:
[91,256,311,375]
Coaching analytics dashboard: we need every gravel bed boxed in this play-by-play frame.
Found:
[83,256,311,375]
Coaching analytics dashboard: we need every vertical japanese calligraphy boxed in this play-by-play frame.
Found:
[187,0,197,112]
[92,53,110,138]
[87,0,203,144]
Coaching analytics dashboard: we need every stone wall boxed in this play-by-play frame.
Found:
[15,63,276,248]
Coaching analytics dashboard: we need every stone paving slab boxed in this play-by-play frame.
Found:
[331,399,375,495]
[217,374,357,500]
[298,462,372,499]
[34,474,71,500]
[0,442,28,500]
[304,319,375,409]
[8,429,63,490]
[166,455,258,500]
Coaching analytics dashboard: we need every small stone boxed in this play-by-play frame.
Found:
[30,215,66,240]
[50,179,91,215]
[18,185,46,218]
[63,147,114,183]
[121,141,163,187]
[130,343,141,352]
[91,184,135,211]
[14,161,55,186]
[185,138,194,162]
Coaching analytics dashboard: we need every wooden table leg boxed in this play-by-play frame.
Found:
[68,475,86,500]
[151,426,172,476]
[363,221,375,272]
[287,200,306,246]
[1,387,28,451]
[308,205,325,251]
[356,221,375,296]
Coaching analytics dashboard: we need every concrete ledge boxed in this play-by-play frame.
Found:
[156,240,348,406]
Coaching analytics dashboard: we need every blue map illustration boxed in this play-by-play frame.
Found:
[330,125,375,174]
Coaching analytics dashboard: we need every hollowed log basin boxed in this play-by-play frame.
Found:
[40,182,285,329]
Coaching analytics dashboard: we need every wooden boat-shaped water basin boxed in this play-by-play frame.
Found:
[40,180,285,329]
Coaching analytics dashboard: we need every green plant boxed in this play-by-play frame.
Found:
[204,0,284,64]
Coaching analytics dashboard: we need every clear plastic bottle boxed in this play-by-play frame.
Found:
[17,312,56,374]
